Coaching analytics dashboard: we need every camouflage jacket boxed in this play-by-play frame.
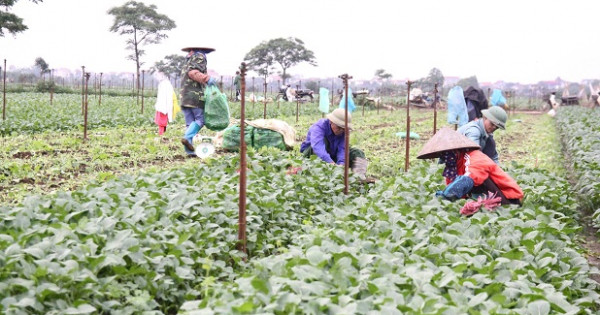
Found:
[180,53,207,108]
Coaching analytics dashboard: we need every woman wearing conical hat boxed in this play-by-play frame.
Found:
[417,128,523,205]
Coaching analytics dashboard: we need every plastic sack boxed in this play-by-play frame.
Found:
[339,87,356,112]
[490,89,506,106]
[447,86,468,127]
[253,128,286,150]
[204,85,230,131]
[222,125,254,151]
[319,87,330,113]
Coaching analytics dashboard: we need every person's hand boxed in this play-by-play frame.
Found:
[207,77,217,86]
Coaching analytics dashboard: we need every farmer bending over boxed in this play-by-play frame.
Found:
[418,127,523,205]
[300,108,365,168]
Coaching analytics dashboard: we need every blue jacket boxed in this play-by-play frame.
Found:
[300,118,346,165]
[457,119,499,164]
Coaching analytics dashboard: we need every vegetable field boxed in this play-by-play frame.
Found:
[0,93,598,314]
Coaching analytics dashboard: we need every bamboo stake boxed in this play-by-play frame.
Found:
[238,62,248,260]
[141,70,145,114]
[2,59,6,120]
[339,73,352,195]
[405,80,412,172]
[83,72,90,140]
[433,83,438,135]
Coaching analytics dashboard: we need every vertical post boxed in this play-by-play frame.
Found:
[220,75,223,91]
[2,59,6,120]
[296,84,300,122]
[433,83,438,135]
[238,62,248,260]
[317,80,320,105]
[252,77,255,111]
[405,80,412,172]
[81,66,85,115]
[141,70,145,114]
[263,79,267,119]
[338,73,352,195]
[50,69,54,105]
[277,80,280,109]
[230,76,234,101]
[84,73,90,140]
[99,72,103,106]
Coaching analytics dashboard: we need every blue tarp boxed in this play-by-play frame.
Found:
[447,86,468,127]
[338,87,356,112]
[490,89,507,106]
[319,87,330,113]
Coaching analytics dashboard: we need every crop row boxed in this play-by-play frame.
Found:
[554,107,600,227]
[0,149,598,314]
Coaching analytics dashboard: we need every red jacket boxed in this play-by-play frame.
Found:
[454,150,524,200]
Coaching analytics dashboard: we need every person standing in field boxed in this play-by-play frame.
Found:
[300,108,365,168]
[154,77,179,136]
[233,71,241,101]
[179,46,218,156]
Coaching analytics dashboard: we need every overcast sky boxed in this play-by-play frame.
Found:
[1,0,598,84]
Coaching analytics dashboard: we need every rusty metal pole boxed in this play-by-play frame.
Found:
[238,62,248,259]
[263,79,267,119]
[81,66,85,115]
[339,73,352,195]
[433,83,438,135]
[84,73,90,140]
[277,80,280,109]
[141,70,145,114]
[230,76,234,101]
[405,80,412,172]
[2,59,6,120]
[296,84,300,122]
[99,72,103,106]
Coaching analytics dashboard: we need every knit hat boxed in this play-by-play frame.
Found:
[481,106,507,129]
[326,108,352,130]
[417,127,481,159]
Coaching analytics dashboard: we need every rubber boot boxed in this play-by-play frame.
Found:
[182,122,201,155]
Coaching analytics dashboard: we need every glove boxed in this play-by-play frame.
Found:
[437,175,474,201]
[207,77,217,86]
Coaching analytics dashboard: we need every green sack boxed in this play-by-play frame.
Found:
[253,128,286,150]
[204,85,230,131]
[222,125,254,152]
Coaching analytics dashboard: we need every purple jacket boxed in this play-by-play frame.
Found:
[300,118,346,165]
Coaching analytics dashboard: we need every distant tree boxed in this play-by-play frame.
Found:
[304,80,319,92]
[456,76,479,90]
[34,57,49,77]
[374,69,392,80]
[108,1,176,91]
[151,54,186,81]
[244,37,317,85]
[416,67,444,92]
[0,0,42,37]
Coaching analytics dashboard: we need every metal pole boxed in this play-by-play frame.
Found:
[99,73,103,106]
[141,70,145,114]
[238,62,248,259]
[263,79,267,119]
[84,73,90,140]
[405,80,412,172]
[81,66,85,115]
[2,59,6,120]
[296,84,300,122]
[338,73,352,195]
[433,83,438,135]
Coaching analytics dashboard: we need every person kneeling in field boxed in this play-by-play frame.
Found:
[300,108,365,168]
[417,127,524,205]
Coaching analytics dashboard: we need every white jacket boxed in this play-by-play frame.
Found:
[154,80,176,122]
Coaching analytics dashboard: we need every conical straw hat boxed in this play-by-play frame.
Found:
[417,127,480,159]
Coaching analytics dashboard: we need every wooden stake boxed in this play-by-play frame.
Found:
[238,63,248,260]
[338,73,352,195]
[405,80,412,172]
